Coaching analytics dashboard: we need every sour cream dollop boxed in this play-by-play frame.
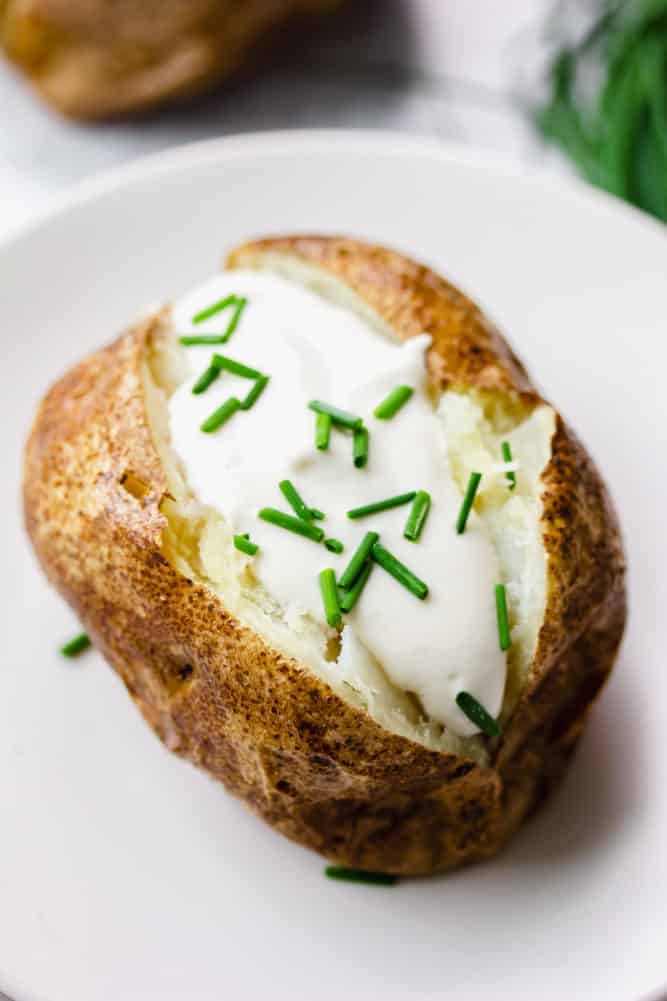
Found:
[167,271,506,737]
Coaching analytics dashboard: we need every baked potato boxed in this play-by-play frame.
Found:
[0,0,344,119]
[23,236,626,876]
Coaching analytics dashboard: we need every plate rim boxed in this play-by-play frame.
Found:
[2,128,666,255]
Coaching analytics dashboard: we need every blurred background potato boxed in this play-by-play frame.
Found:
[0,0,344,118]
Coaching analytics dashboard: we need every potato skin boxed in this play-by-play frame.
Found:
[23,237,626,875]
[1,0,343,119]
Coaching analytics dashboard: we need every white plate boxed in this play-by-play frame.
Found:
[2,131,666,1001]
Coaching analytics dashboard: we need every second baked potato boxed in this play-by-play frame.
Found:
[1,0,344,118]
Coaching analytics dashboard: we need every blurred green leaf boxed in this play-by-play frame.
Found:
[536,0,667,222]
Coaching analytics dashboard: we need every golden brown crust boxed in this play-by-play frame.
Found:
[1,0,343,119]
[229,235,539,401]
[23,236,626,875]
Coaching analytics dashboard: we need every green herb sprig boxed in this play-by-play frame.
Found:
[324,866,397,886]
[495,583,512,651]
[501,441,516,490]
[456,472,482,534]
[536,0,667,222]
[319,568,342,627]
[308,401,363,430]
[60,632,91,658]
[371,542,429,600]
[259,508,325,543]
[347,492,416,520]
[339,560,373,612]
[374,385,414,420]
[455,691,501,738]
[403,490,431,542]
[339,531,379,590]
[234,534,259,556]
[279,479,323,522]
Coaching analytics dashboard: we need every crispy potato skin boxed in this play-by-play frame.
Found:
[23,237,626,875]
[0,0,343,119]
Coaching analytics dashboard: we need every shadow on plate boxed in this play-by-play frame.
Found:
[138,0,423,134]
[419,648,642,885]
[500,649,641,868]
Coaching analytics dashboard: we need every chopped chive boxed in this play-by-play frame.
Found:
[200,396,241,433]
[258,508,325,543]
[183,296,247,343]
[179,334,231,346]
[455,691,501,738]
[214,353,261,381]
[234,534,259,556]
[339,531,379,590]
[192,356,223,395]
[340,560,373,613]
[371,543,428,600]
[308,400,363,430]
[310,508,325,521]
[60,632,91,658]
[192,293,238,325]
[222,297,247,342]
[456,472,482,534]
[353,426,369,468]
[315,412,332,451]
[324,538,344,554]
[347,491,416,520]
[279,479,318,522]
[241,375,269,410]
[373,385,414,420]
[501,441,516,490]
[403,490,431,542]
[495,583,511,651]
[319,568,342,628]
[324,866,397,886]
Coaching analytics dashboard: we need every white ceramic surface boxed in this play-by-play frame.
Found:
[1,132,666,1001]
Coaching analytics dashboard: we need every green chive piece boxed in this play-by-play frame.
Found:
[456,472,482,534]
[353,426,369,468]
[319,569,342,628]
[182,296,247,343]
[308,400,363,430]
[192,293,237,325]
[339,560,373,613]
[258,508,325,543]
[371,542,428,600]
[279,479,318,522]
[324,538,344,554]
[495,583,511,651]
[324,866,397,886]
[179,334,230,346]
[310,508,325,521]
[60,632,91,658]
[192,356,223,395]
[214,353,261,381]
[501,441,516,490]
[403,490,431,542]
[200,396,241,433]
[233,534,259,556]
[373,385,414,420]
[315,412,332,451]
[456,691,501,738]
[241,375,269,410]
[347,492,416,520]
[222,297,247,342]
[339,531,379,591]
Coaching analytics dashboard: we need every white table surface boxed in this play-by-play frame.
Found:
[0,0,568,239]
